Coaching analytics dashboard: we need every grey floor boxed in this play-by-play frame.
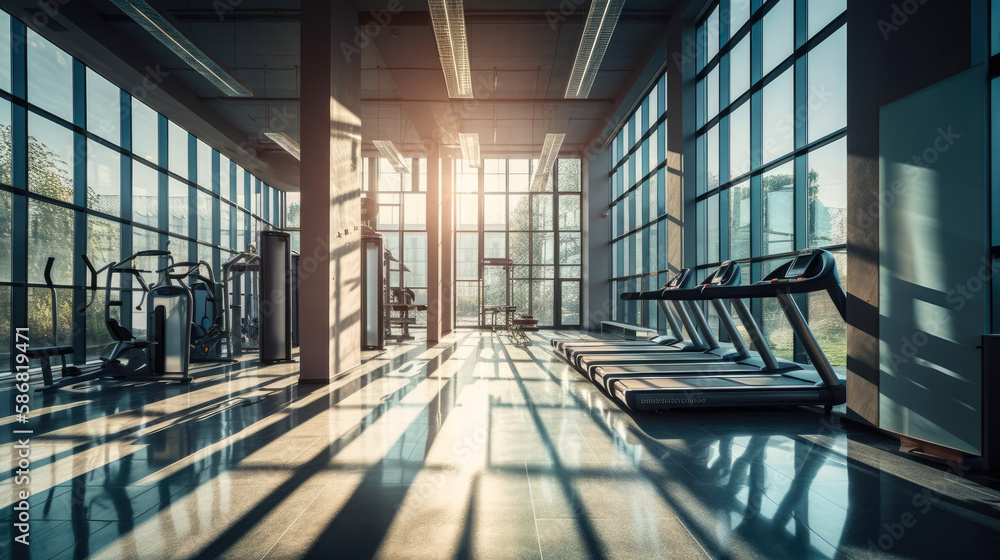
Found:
[3,331,1000,559]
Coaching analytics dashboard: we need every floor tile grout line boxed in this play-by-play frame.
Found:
[524,461,545,560]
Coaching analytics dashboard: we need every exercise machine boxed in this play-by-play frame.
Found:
[223,247,261,358]
[259,230,293,362]
[36,250,192,391]
[550,268,698,361]
[26,257,81,388]
[606,249,846,411]
[361,227,385,350]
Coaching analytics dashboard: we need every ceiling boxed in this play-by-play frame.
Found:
[12,0,677,189]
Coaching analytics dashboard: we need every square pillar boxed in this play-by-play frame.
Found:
[426,151,441,342]
[298,0,362,382]
[441,157,454,334]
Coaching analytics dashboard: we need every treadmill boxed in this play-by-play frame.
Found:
[605,249,847,412]
[573,261,756,375]
[550,268,696,360]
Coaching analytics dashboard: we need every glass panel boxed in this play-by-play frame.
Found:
[730,101,751,178]
[532,232,555,265]
[132,226,160,288]
[131,100,159,164]
[509,232,529,264]
[560,265,581,279]
[531,280,554,326]
[219,155,231,200]
[808,0,845,39]
[403,193,426,229]
[27,29,73,122]
[28,201,73,285]
[0,190,9,281]
[0,100,10,185]
[808,26,847,141]
[558,196,581,231]
[219,203,231,250]
[762,0,794,77]
[285,191,300,228]
[508,159,530,191]
[86,69,121,145]
[461,193,482,230]
[763,162,795,255]
[531,195,553,230]
[197,140,213,189]
[86,139,121,216]
[456,232,478,280]
[707,66,719,122]
[508,194,530,230]
[559,232,582,265]
[762,67,795,164]
[731,0,751,34]
[557,159,581,191]
[456,282,479,326]
[198,190,213,243]
[28,287,73,348]
[707,195,720,263]
[28,113,74,202]
[0,287,9,371]
[168,178,188,236]
[808,137,847,247]
[483,194,504,231]
[0,14,10,93]
[132,161,158,228]
[705,5,721,64]
[484,232,506,259]
[707,124,720,190]
[761,261,794,361]
[729,180,751,260]
[403,232,428,287]
[730,34,751,100]
[168,121,189,178]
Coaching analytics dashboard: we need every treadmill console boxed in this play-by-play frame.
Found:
[662,269,692,290]
[784,250,816,279]
[711,261,738,285]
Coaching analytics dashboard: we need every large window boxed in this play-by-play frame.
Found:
[452,158,582,328]
[0,10,283,374]
[610,74,668,330]
[695,0,847,371]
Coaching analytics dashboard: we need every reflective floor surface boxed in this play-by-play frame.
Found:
[2,331,1000,559]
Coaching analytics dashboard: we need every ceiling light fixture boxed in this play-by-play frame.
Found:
[373,140,411,173]
[109,0,253,97]
[265,132,300,160]
[529,133,565,191]
[564,0,626,99]
[459,133,481,168]
[428,0,473,98]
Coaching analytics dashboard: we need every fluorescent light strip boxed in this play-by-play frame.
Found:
[373,140,412,173]
[264,132,300,160]
[110,0,253,97]
[529,133,566,191]
[428,0,473,98]
[565,0,626,99]
[458,133,481,168]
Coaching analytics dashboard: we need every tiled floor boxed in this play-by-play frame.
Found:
[3,331,1000,559]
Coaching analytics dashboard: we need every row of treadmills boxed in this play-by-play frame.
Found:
[551,248,847,412]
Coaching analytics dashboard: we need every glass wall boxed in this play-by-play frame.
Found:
[364,156,582,329]
[0,10,283,372]
[695,0,847,370]
[609,74,668,330]
[453,158,582,328]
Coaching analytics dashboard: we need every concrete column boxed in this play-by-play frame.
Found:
[441,157,454,334]
[298,0,362,382]
[426,150,441,342]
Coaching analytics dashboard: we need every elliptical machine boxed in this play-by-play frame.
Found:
[35,250,193,392]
